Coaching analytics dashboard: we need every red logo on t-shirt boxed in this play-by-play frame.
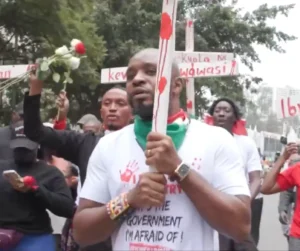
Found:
[192,157,202,170]
[119,160,139,184]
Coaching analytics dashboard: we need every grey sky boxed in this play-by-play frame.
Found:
[237,0,299,88]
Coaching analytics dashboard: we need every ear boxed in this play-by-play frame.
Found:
[71,176,78,186]
[172,77,184,97]
[100,107,104,120]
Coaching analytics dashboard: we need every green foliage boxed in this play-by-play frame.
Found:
[95,0,296,117]
[245,85,300,135]
[0,0,297,124]
[0,0,105,124]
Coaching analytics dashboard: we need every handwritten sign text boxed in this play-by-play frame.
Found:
[101,60,238,84]
[0,64,35,80]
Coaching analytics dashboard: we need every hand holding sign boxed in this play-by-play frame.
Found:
[145,132,181,175]
[127,173,167,209]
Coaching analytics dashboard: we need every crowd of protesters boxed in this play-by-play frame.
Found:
[0,48,299,251]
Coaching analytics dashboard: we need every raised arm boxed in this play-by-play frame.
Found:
[24,75,85,164]
[261,143,298,195]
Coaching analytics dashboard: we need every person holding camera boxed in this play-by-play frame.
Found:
[261,143,300,251]
[0,121,74,251]
[277,153,300,243]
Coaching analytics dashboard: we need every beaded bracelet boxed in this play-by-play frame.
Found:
[106,193,134,223]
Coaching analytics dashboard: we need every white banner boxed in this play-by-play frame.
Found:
[275,87,300,118]
[0,64,35,79]
[101,60,238,84]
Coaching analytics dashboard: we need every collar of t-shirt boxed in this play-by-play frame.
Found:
[104,130,111,135]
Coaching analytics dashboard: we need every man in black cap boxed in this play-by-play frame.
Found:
[0,121,74,251]
[10,121,40,165]
[0,102,24,160]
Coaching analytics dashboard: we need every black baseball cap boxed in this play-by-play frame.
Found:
[10,121,39,150]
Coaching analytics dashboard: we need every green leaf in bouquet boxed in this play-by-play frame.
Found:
[52,73,60,83]
[50,60,69,75]
[67,77,73,84]
[64,71,70,78]
[64,71,73,84]
[36,58,51,81]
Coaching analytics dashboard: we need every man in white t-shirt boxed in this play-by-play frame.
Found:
[207,98,262,250]
[73,48,251,251]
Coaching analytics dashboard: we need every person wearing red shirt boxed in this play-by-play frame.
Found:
[52,91,69,131]
[261,143,300,251]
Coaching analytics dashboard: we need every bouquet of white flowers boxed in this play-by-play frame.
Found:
[0,39,86,92]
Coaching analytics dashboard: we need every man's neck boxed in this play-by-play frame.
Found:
[168,108,181,118]
[218,125,233,135]
[168,101,181,118]
[105,130,112,135]
[226,127,234,135]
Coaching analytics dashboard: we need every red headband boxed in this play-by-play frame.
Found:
[203,114,247,136]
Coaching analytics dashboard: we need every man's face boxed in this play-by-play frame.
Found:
[126,49,183,121]
[126,51,159,120]
[52,156,77,188]
[100,89,132,131]
[82,123,101,133]
[212,101,236,131]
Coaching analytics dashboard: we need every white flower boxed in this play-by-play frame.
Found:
[40,60,49,72]
[52,73,60,83]
[55,45,69,56]
[67,57,80,70]
[62,53,72,59]
[63,72,73,84]
[70,39,82,48]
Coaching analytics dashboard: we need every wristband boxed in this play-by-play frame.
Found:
[106,193,134,223]
[53,118,67,130]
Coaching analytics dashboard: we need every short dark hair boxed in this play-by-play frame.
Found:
[98,85,126,103]
[111,85,126,92]
[208,98,242,120]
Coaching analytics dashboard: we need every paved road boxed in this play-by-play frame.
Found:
[258,194,288,250]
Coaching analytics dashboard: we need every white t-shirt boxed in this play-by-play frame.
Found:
[80,120,250,251]
[48,211,66,234]
[234,135,263,199]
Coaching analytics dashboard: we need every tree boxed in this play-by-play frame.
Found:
[0,0,106,124]
[245,85,278,132]
[0,0,297,123]
[94,0,296,118]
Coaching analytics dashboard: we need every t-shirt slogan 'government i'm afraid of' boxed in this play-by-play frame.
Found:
[80,120,250,251]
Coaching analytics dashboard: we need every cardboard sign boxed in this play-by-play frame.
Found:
[276,87,300,118]
[0,64,35,79]
[101,60,238,84]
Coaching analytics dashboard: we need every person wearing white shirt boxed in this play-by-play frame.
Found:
[73,48,251,251]
[207,98,262,250]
